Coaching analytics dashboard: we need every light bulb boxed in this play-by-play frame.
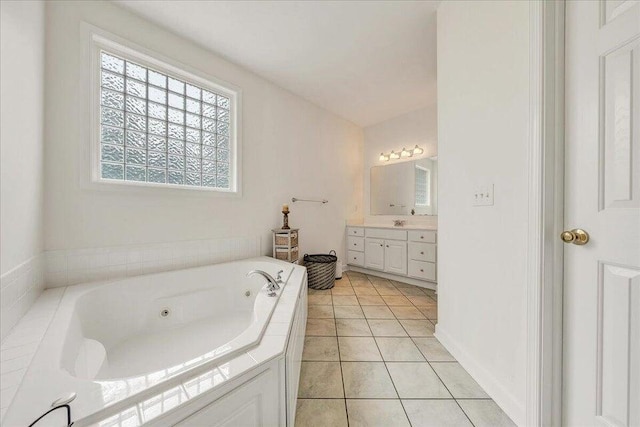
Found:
[401,147,412,158]
[413,145,424,155]
[389,150,400,160]
[379,153,389,162]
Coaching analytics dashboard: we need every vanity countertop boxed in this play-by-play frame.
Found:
[347,223,437,231]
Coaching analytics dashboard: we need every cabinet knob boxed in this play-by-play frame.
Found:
[420,269,424,272]
[386,245,389,248]
[380,244,383,247]
[420,251,424,255]
[353,257,357,260]
[420,236,424,239]
[353,243,356,246]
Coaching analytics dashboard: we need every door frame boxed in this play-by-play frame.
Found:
[526,1,565,425]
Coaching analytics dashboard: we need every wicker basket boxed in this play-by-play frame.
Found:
[304,250,337,290]
[276,247,298,261]
[275,231,298,246]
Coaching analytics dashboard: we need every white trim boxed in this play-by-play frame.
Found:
[434,326,525,426]
[526,2,565,426]
[79,23,243,197]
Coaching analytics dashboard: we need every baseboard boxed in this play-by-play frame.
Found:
[347,266,437,290]
[434,325,525,426]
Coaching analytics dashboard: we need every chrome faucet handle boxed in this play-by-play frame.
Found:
[276,269,284,283]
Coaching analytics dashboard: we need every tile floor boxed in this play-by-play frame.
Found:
[295,271,515,427]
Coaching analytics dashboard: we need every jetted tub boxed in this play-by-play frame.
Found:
[4,257,308,426]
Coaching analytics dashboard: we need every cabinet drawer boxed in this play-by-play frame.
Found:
[408,260,436,281]
[347,236,364,252]
[365,228,408,241]
[347,250,364,266]
[408,230,437,243]
[347,227,365,237]
[408,242,436,262]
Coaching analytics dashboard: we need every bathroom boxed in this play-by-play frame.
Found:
[1,1,638,426]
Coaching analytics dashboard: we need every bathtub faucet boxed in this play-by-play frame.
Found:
[247,270,280,296]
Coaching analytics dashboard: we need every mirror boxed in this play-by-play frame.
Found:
[370,157,438,216]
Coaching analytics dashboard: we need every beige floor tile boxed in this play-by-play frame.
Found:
[306,318,337,336]
[298,362,344,398]
[332,287,356,296]
[402,400,472,426]
[389,305,426,319]
[308,288,330,295]
[308,294,332,305]
[357,295,385,305]
[302,337,339,361]
[332,295,359,306]
[392,281,414,288]
[431,362,490,398]
[333,279,351,288]
[362,305,396,319]
[346,400,410,427]
[386,362,451,398]
[381,295,413,306]
[336,319,372,336]
[375,337,425,361]
[351,280,375,288]
[353,287,380,296]
[308,305,334,319]
[399,319,435,337]
[338,337,382,361]
[418,305,438,320]
[341,362,397,398]
[399,287,426,296]
[457,400,516,427]
[368,276,392,285]
[367,319,408,337]
[333,305,365,319]
[407,295,437,307]
[412,338,455,361]
[374,286,403,296]
[296,399,348,427]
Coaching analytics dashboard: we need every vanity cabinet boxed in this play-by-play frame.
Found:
[346,226,436,287]
[364,238,385,270]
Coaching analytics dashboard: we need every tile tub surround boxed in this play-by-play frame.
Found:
[0,255,45,341]
[295,271,516,427]
[2,258,306,426]
[44,236,261,287]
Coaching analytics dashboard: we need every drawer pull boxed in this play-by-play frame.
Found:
[420,269,424,272]
[420,236,424,239]
[420,251,424,255]
[353,257,357,260]
[353,243,357,246]
[380,244,383,247]
[386,245,389,248]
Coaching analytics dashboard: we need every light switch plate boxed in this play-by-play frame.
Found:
[473,184,494,206]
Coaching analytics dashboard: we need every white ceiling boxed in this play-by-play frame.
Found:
[115,1,438,127]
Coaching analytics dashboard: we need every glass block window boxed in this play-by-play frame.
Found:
[415,165,431,206]
[99,51,233,190]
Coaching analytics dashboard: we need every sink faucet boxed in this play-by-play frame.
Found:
[247,270,280,296]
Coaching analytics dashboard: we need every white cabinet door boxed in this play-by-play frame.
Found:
[384,241,407,276]
[365,238,385,270]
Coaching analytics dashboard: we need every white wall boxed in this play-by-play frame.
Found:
[362,106,437,226]
[0,0,46,340]
[44,1,363,271]
[435,1,529,425]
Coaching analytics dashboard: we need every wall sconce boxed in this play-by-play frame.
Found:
[378,145,424,162]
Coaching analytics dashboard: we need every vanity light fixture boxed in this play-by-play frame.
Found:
[378,145,425,162]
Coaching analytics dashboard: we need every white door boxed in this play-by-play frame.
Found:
[384,241,407,276]
[564,1,640,425]
[365,238,385,270]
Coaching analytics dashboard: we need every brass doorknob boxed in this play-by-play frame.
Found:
[561,229,589,245]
